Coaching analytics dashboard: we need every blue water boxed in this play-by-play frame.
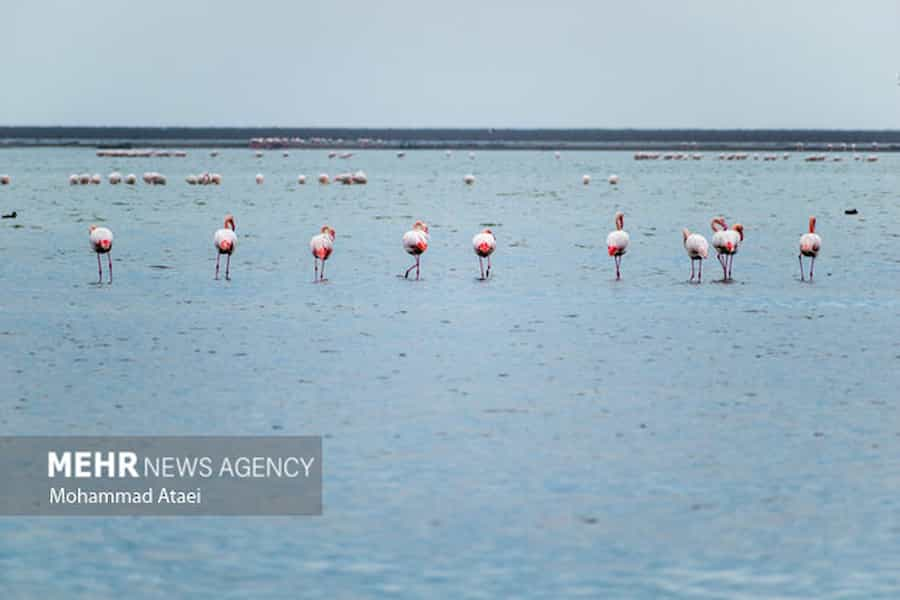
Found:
[1,148,899,598]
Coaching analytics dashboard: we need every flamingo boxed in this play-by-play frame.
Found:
[213,214,237,280]
[318,173,330,184]
[125,174,137,185]
[90,174,101,185]
[472,228,496,279]
[682,228,709,282]
[255,174,264,184]
[710,217,743,280]
[0,175,10,185]
[69,174,79,185]
[89,225,113,283]
[108,172,122,184]
[608,174,619,185]
[583,174,591,185]
[798,216,822,281]
[605,211,629,280]
[298,175,307,185]
[402,221,429,280]
[310,225,336,282]
[464,174,475,185]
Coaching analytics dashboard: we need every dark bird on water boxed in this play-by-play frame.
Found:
[1,211,16,219]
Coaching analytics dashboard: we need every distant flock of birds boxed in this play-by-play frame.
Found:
[633,151,880,162]
[84,212,822,285]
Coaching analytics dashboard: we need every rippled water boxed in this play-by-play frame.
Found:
[1,148,899,598]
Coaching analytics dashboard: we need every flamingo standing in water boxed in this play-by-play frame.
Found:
[682,228,709,282]
[710,216,743,280]
[213,214,237,280]
[402,221,429,280]
[89,225,113,283]
[310,225,336,282]
[798,216,821,281]
[606,211,629,280]
[472,228,496,279]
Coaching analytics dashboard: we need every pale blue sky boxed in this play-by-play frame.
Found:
[3,0,898,128]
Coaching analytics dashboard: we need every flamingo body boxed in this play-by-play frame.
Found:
[798,216,821,280]
[606,212,629,279]
[683,229,709,282]
[310,226,336,281]
[89,225,114,283]
[402,221,429,280]
[213,215,237,280]
[710,217,743,280]
[472,229,496,279]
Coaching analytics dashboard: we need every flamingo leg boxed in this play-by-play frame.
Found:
[215,253,221,280]
[107,253,112,283]
[321,259,327,281]
[799,255,805,281]
[486,256,491,279]
[96,253,102,283]
[809,256,815,280]
[314,258,318,282]
[225,254,231,281]
[698,259,703,282]
[404,261,417,279]
[728,254,734,280]
[416,255,420,280]
[690,258,695,281]
[479,257,484,280]
[717,254,727,280]
[614,255,622,280]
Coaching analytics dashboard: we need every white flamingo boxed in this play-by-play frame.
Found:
[402,221,429,280]
[255,174,264,184]
[682,228,709,282]
[798,216,821,281]
[606,211,629,280]
[297,175,307,185]
[464,174,475,185]
[309,225,336,282]
[608,174,619,185]
[213,214,237,280]
[89,225,114,283]
[472,228,496,279]
[710,216,743,280]
[583,174,591,185]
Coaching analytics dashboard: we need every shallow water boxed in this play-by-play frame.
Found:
[1,148,900,598]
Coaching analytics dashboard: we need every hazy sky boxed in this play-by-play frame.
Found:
[3,0,898,128]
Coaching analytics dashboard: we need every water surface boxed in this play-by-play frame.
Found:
[1,149,899,598]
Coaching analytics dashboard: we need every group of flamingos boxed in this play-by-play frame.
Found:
[87,213,822,284]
